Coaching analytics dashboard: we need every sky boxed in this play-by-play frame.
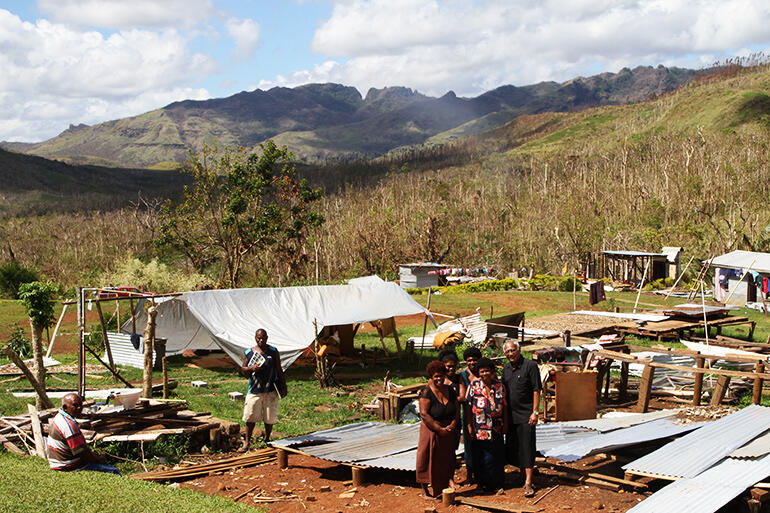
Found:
[1,0,770,142]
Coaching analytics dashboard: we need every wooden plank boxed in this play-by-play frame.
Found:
[456,497,543,513]
[27,403,47,459]
[754,361,765,405]
[0,434,25,455]
[692,357,705,406]
[710,375,731,406]
[636,365,654,413]
[538,461,646,489]
[647,361,770,380]
[1,345,54,409]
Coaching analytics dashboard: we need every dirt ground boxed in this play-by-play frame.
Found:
[182,451,649,513]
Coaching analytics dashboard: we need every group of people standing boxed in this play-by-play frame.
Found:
[416,340,542,498]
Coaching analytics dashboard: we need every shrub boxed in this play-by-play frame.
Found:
[5,326,32,359]
[101,257,209,293]
[0,262,39,299]
[557,276,580,292]
[406,277,519,295]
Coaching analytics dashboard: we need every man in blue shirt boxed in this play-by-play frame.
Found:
[239,328,287,451]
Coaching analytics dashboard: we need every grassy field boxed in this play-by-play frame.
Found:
[0,453,260,513]
[2,288,770,512]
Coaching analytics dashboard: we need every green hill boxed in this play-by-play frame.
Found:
[3,66,696,168]
[0,147,189,216]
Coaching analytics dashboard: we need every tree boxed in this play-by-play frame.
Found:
[158,141,324,287]
[17,281,59,409]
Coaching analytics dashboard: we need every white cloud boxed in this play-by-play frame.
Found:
[225,17,260,59]
[36,0,216,29]
[0,9,214,141]
[283,0,770,97]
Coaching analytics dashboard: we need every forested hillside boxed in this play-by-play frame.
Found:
[1,64,768,289]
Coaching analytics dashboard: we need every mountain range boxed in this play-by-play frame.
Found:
[2,65,697,168]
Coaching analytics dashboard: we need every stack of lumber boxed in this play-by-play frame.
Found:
[0,399,240,456]
[374,382,424,421]
[131,447,275,482]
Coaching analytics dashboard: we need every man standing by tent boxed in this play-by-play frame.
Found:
[240,328,287,451]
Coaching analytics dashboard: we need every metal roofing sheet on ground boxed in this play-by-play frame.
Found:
[731,429,770,459]
[627,453,770,513]
[535,423,597,453]
[543,418,703,463]
[271,422,462,471]
[558,409,680,433]
[623,405,770,479]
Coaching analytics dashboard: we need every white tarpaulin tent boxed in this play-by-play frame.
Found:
[121,276,429,369]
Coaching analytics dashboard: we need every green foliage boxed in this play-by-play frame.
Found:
[5,325,31,359]
[101,257,209,293]
[643,277,675,291]
[526,274,561,291]
[557,275,580,292]
[0,262,39,299]
[17,281,60,329]
[158,141,324,287]
[406,277,519,295]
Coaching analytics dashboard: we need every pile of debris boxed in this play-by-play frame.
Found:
[0,399,239,456]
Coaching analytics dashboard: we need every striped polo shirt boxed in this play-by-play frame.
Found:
[47,409,87,470]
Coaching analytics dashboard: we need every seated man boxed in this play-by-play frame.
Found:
[47,393,120,475]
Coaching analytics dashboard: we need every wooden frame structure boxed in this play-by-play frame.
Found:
[593,348,770,412]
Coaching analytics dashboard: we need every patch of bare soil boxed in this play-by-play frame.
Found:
[182,452,648,513]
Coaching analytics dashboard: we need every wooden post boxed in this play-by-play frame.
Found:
[390,318,402,354]
[45,303,67,359]
[154,338,168,399]
[633,259,650,313]
[636,364,654,413]
[710,375,731,406]
[77,288,86,397]
[442,488,456,506]
[129,298,136,334]
[418,288,432,369]
[27,404,47,459]
[563,330,571,347]
[619,361,629,402]
[2,345,54,409]
[277,448,288,469]
[142,303,158,399]
[95,301,116,381]
[351,466,366,486]
[692,357,705,405]
[754,361,765,405]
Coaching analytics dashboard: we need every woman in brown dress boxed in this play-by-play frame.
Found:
[416,360,460,497]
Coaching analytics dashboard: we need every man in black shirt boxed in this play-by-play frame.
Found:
[501,339,541,497]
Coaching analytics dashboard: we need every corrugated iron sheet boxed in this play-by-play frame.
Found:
[559,409,680,432]
[272,422,462,471]
[543,418,703,462]
[535,423,597,453]
[627,453,770,513]
[731,429,770,459]
[623,405,770,478]
[106,332,151,369]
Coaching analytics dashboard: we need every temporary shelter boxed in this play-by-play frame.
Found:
[710,250,770,304]
[120,276,430,369]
